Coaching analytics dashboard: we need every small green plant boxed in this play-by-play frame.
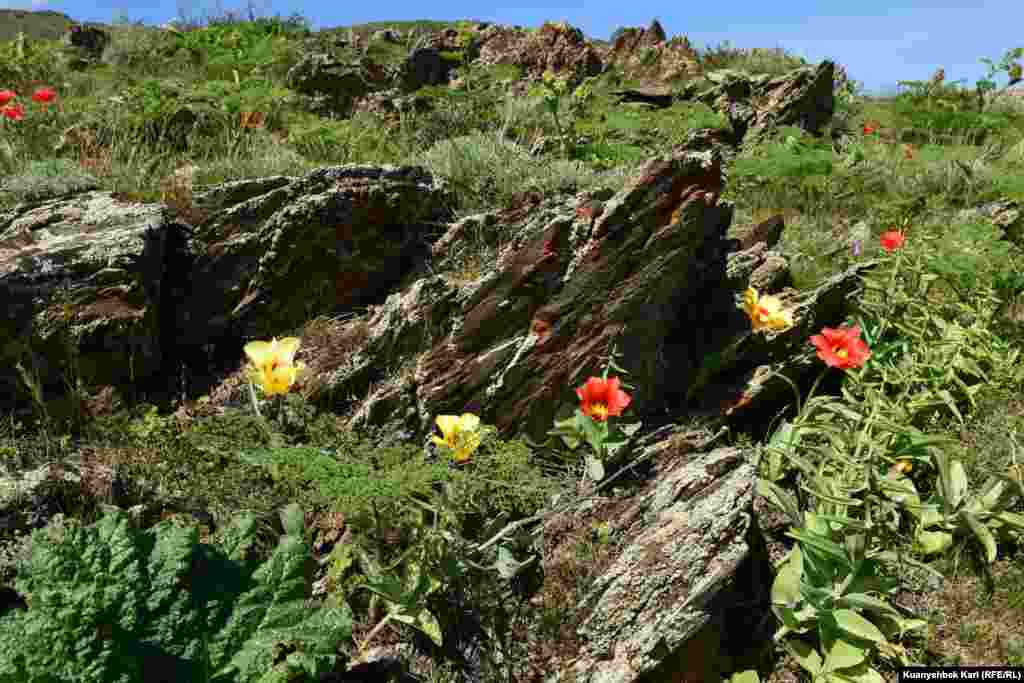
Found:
[910,447,1024,563]
[524,339,643,483]
[977,47,1024,108]
[770,515,926,683]
[533,69,573,160]
[0,503,353,682]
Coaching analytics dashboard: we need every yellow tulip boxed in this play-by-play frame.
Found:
[432,413,482,463]
[243,337,307,396]
[740,288,794,333]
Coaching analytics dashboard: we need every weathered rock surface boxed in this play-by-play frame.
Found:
[285,52,380,118]
[59,23,111,69]
[678,61,836,145]
[475,21,603,82]
[538,444,772,683]
[0,165,451,419]
[603,21,701,82]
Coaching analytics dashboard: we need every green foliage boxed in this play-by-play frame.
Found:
[0,34,64,90]
[910,448,1024,563]
[977,48,1024,96]
[0,504,353,682]
[193,78,291,121]
[770,518,923,683]
[0,163,98,203]
[698,41,808,77]
[164,20,305,80]
[575,140,648,168]
[923,220,1024,298]
[732,129,835,181]
[893,100,1013,142]
[287,112,408,164]
[238,425,558,542]
[441,435,563,522]
[237,441,449,538]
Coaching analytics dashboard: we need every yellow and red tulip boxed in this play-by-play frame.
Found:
[741,288,795,333]
[243,336,306,396]
[432,413,483,463]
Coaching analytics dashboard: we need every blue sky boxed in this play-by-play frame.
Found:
[2,0,1021,96]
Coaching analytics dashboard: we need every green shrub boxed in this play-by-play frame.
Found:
[0,504,353,683]
[732,129,835,181]
[901,107,1013,141]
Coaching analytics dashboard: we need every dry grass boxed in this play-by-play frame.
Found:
[921,559,1024,666]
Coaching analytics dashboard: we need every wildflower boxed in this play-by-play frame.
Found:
[432,413,482,463]
[740,287,795,333]
[542,238,557,259]
[809,325,871,370]
[531,318,552,337]
[851,239,862,257]
[31,87,56,105]
[1009,62,1022,87]
[863,123,876,135]
[2,104,24,121]
[243,336,306,396]
[879,229,905,252]
[0,89,15,106]
[576,376,631,422]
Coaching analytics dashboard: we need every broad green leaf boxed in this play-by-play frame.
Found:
[823,636,867,674]
[828,662,886,683]
[994,511,1024,531]
[975,477,1012,513]
[729,671,761,683]
[786,637,823,676]
[878,477,920,507]
[916,529,954,555]
[949,460,968,510]
[772,546,803,607]
[919,505,944,527]
[936,389,964,424]
[834,609,885,643]
[361,573,407,604]
[961,510,998,563]
[390,607,444,646]
[837,593,902,618]
[787,528,851,568]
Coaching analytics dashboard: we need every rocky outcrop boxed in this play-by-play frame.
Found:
[59,23,111,69]
[0,165,451,420]
[399,47,450,90]
[611,84,674,109]
[537,442,772,682]
[285,52,382,118]
[678,61,836,145]
[475,21,603,83]
[603,21,701,82]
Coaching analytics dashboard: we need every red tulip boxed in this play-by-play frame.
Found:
[1,104,25,121]
[576,376,631,422]
[31,87,57,105]
[809,325,871,370]
[880,230,906,252]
